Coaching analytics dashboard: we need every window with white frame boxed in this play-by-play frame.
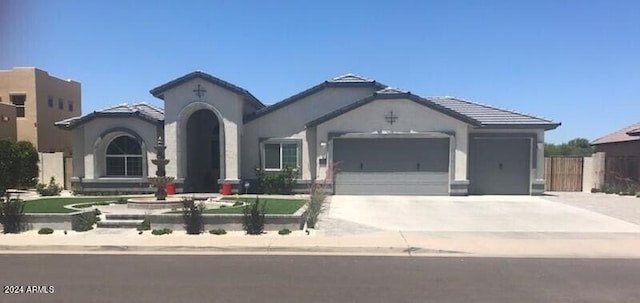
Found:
[105,136,143,177]
[263,141,299,170]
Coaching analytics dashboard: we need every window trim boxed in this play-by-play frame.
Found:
[260,139,302,172]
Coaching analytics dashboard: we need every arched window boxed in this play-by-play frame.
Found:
[105,136,143,177]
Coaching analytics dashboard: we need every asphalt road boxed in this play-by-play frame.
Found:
[1,254,639,303]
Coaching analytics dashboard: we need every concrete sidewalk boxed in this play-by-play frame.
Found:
[2,229,640,258]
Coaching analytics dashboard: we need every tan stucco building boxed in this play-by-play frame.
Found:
[57,71,560,195]
[0,67,81,154]
[0,102,17,140]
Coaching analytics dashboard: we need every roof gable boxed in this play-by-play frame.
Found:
[244,74,386,123]
[55,102,164,129]
[306,91,561,130]
[149,71,264,109]
[592,122,640,145]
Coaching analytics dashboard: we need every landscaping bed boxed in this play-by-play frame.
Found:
[164,198,305,215]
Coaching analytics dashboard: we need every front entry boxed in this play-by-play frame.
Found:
[186,109,221,192]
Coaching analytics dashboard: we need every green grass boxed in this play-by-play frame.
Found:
[166,198,305,215]
[23,197,122,213]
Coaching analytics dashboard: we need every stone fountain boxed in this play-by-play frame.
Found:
[128,137,182,209]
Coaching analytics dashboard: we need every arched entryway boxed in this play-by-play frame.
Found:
[186,109,221,192]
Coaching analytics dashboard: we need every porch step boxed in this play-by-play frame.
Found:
[105,214,147,220]
[97,219,145,229]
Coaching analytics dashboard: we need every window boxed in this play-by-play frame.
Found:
[105,136,143,177]
[58,99,64,110]
[10,94,26,117]
[263,142,299,170]
[68,101,74,112]
[48,96,53,108]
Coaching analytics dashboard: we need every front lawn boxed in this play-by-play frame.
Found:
[23,197,123,213]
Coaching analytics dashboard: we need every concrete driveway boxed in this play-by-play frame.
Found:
[319,195,640,235]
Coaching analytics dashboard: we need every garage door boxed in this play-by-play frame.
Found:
[469,138,531,195]
[333,138,450,195]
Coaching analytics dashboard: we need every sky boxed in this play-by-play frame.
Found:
[1,0,638,144]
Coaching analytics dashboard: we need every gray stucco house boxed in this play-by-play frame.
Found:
[56,71,560,195]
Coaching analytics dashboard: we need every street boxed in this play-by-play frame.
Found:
[1,254,639,303]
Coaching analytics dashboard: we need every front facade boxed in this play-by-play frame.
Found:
[0,67,81,154]
[57,71,560,195]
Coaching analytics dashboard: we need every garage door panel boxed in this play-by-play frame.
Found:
[335,172,449,195]
[333,138,450,195]
[334,138,449,172]
[470,138,531,195]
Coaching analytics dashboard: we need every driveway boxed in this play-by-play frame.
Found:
[318,195,640,236]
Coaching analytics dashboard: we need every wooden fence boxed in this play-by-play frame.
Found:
[603,156,640,192]
[545,157,584,191]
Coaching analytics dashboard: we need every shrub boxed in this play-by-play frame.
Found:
[35,177,63,196]
[305,166,333,229]
[590,188,601,193]
[137,218,150,231]
[74,209,100,232]
[152,228,172,235]
[243,196,266,235]
[182,198,205,235]
[0,194,25,233]
[232,201,244,207]
[278,228,291,235]
[115,197,128,204]
[209,228,227,235]
[255,166,297,194]
[0,139,38,195]
[38,227,54,234]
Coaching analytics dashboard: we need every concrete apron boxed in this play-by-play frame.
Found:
[324,195,640,233]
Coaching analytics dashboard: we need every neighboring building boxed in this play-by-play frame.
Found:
[592,122,640,157]
[0,67,81,154]
[56,71,560,195]
[0,102,17,140]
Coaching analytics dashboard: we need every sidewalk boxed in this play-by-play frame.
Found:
[2,229,640,258]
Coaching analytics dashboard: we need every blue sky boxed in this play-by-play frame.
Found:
[1,0,638,143]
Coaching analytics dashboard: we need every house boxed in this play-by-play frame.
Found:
[0,67,81,154]
[55,71,560,195]
[592,122,640,157]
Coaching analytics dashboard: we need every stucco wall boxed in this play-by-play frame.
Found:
[315,98,470,181]
[594,140,640,157]
[242,86,379,179]
[38,152,64,185]
[78,117,158,180]
[162,78,245,181]
[0,102,17,140]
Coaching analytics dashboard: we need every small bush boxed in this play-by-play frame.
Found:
[35,177,63,196]
[243,196,266,235]
[152,228,172,235]
[590,188,601,193]
[209,228,227,235]
[38,227,54,234]
[255,166,297,194]
[182,198,205,235]
[305,167,333,229]
[0,194,25,233]
[115,197,128,204]
[74,209,100,232]
[232,201,244,207]
[278,228,291,235]
[137,218,150,231]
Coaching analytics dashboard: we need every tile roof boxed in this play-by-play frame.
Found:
[428,97,560,128]
[55,102,164,129]
[592,122,640,145]
[330,73,375,83]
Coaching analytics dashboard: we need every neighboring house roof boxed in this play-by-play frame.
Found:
[592,122,640,145]
[627,128,640,137]
[306,90,561,130]
[244,74,387,123]
[149,71,265,109]
[55,102,165,129]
